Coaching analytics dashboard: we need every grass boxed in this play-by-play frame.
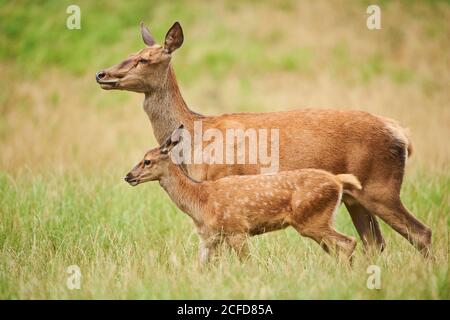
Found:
[0,0,449,299]
[0,170,448,299]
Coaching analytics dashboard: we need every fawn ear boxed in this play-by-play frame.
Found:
[160,124,184,154]
[160,135,172,154]
[140,22,155,46]
[164,22,184,53]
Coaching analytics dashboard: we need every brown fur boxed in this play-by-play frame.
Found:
[98,22,432,256]
[126,145,362,263]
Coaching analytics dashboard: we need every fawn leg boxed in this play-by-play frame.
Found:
[198,234,219,265]
[291,188,356,261]
[226,234,250,261]
[321,229,357,261]
[294,223,357,261]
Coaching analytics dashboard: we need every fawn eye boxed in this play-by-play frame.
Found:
[144,160,151,166]
[138,59,149,64]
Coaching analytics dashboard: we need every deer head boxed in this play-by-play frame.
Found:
[125,125,183,186]
[96,22,184,93]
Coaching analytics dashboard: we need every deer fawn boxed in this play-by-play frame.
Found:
[125,126,362,264]
[98,22,432,256]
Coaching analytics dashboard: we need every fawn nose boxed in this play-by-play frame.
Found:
[124,173,133,182]
[96,71,106,82]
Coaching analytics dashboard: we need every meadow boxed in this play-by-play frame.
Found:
[0,0,449,299]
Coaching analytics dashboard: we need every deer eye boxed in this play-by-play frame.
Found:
[144,160,151,166]
[138,58,149,64]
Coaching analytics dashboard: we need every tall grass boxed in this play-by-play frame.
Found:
[0,0,449,299]
[0,171,448,299]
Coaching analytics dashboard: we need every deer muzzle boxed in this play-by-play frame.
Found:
[96,70,119,88]
[124,172,139,186]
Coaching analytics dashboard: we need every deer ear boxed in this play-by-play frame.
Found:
[140,22,155,46]
[160,141,178,154]
[164,22,184,53]
[160,135,172,154]
[160,124,184,153]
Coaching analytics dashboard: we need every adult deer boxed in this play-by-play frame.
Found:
[96,22,432,256]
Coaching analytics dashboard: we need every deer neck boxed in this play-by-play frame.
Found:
[159,162,205,224]
[143,64,202,144]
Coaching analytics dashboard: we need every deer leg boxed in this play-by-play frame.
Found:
[198,235,219,265]
[324,229,357,261]
[359,194,432,257]
[226,234,250,262]
[345,201,385,253]
[294,223,357,261]
[291,192,356,261]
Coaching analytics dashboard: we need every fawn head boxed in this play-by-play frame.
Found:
[96,22,183,92]
[125,125,183,186]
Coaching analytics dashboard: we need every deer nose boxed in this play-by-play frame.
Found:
[124,173,133,182]
[96,71,106,82]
